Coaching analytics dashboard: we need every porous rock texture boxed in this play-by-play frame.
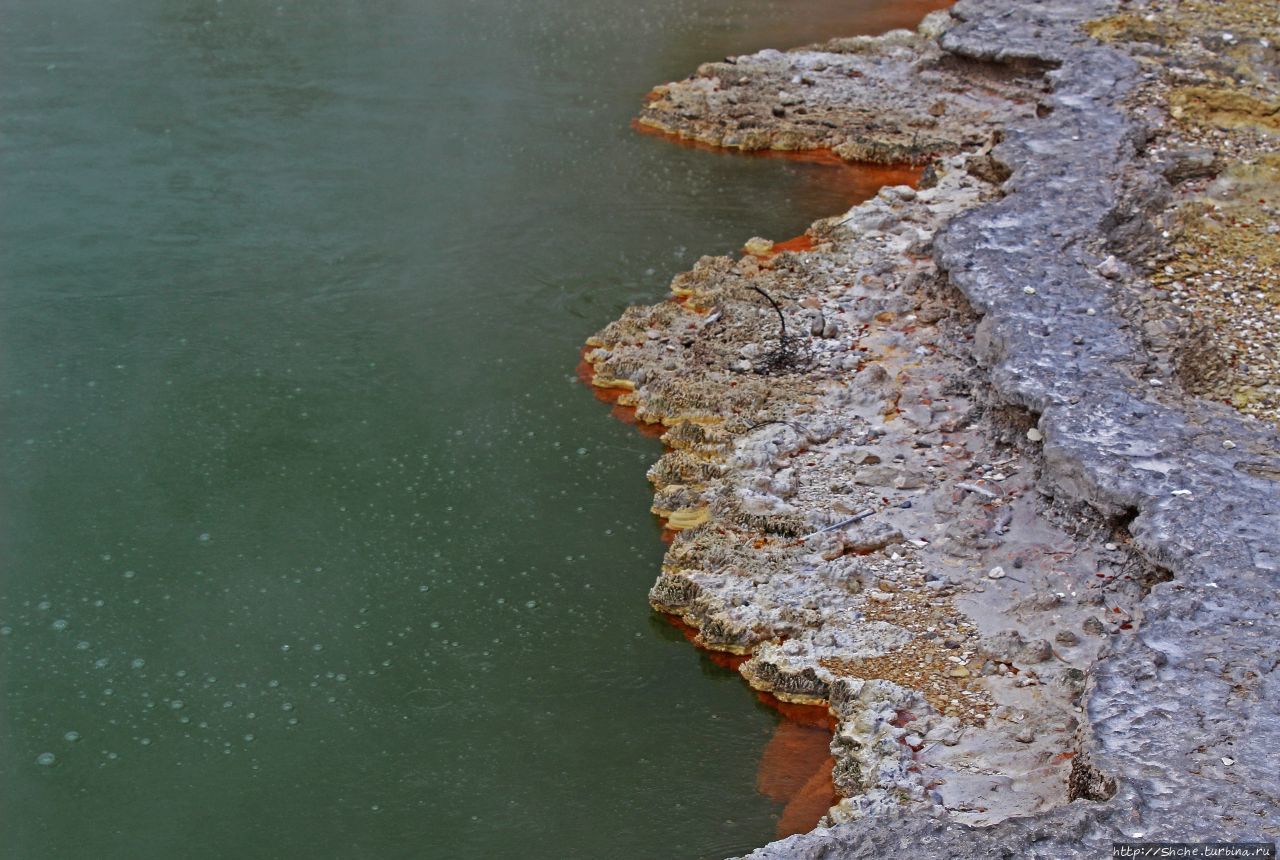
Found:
[589,1,1280,856]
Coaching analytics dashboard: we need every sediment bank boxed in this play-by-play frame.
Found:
[586,1,1279,856]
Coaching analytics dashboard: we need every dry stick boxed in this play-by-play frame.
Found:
[748,284,789,353]
[801,508,875,541]
[741,419,807,437]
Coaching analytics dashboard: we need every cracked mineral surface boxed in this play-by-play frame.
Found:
[587,1,1279,857]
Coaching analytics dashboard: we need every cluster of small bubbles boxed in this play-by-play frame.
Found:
[51,619,68,631]
[267,679,280,688]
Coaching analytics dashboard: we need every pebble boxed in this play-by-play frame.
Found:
[1055,630,1079,646]
[988,566,1007,580]
[1026,428,1044,442]
[1014,727,1036,744]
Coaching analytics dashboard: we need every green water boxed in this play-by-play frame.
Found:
[0,1,931,857]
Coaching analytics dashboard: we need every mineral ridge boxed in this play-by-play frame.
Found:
[588,0,1280,856]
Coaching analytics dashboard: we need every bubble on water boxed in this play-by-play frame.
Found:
[170,700,184,710]
[176,670,187,678]
[36,752,56,766]
[280,644,290,652]
[430,621,441,629]
[51,619,68,632]
[525,600,538,609]
[281,703,293,712]
[130,658,145,670]
[243,734,255,742]
[267,679,279,688]
[75,640,90,650]
[123,570,135,579]
[0,626,12,636]
[335,674,347,682]
[94,658,110,669]
[312,644,322,652]
[64,731,81,743]
[37,601,51,611]
[139,738,151,746]
[198,533,210,542]
[223,700,234,709]
[287,717,298,726]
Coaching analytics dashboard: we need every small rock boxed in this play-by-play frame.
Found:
[1014,727,1035,744]
[1021,639,1054,663]
[1022,286,1037,295]
[947,667,970,679]
[1082,616,1105,636]
[1026,428,1043,443]
[1097,255,1122,279]
[987,566,1007,580]
[1222,440,1237,450]
[1055,630,1079,646]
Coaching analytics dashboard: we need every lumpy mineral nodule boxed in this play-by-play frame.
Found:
[0,0,947,857]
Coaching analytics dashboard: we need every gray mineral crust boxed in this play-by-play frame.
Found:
[591,0,1280,857]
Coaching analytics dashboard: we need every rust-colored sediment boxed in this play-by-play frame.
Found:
[661,615,837,837]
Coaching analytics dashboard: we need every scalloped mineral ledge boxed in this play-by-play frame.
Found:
[587,1,1279,857]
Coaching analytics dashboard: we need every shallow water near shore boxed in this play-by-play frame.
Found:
[1,1,943,857]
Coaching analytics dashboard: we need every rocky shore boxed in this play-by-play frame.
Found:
[585,1,1279,856]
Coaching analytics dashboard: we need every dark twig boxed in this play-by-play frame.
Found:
[749,285,788,349]
[741,419,807,437]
